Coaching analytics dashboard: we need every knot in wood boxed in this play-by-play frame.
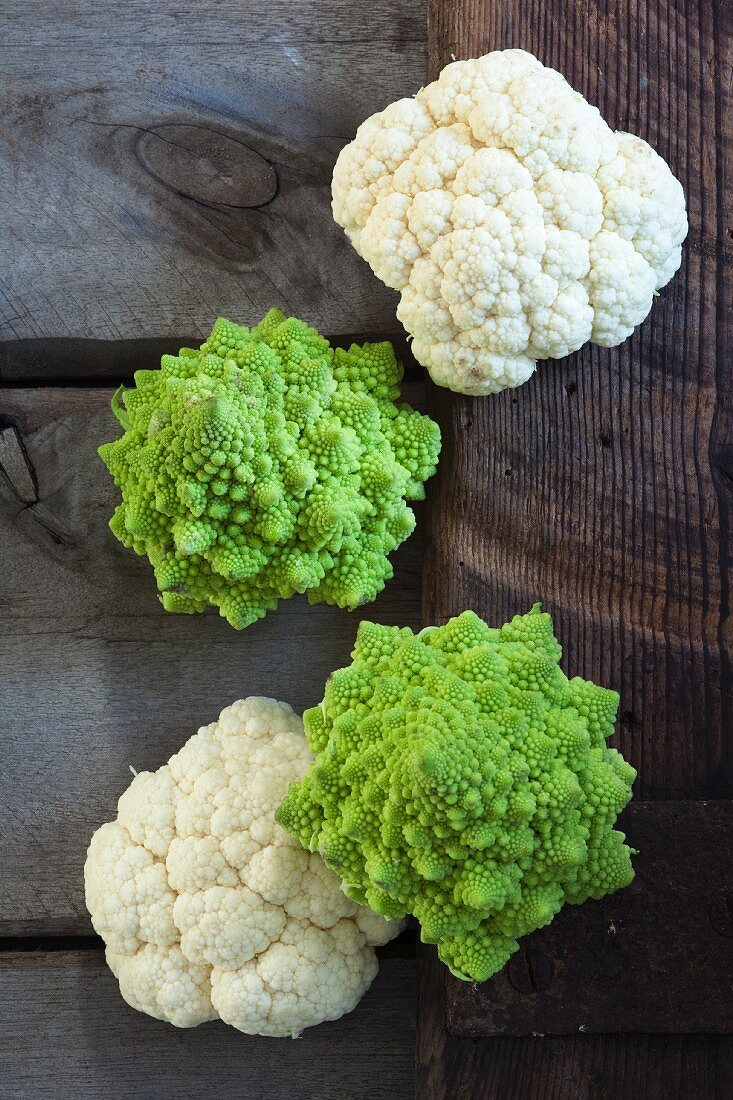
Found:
[136,124,278,209]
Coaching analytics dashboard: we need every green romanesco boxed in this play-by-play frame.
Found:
[276,606,637,982]
[98,310,440,629]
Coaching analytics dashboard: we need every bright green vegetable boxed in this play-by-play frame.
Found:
[99,309,440,629]
[276,606,637,982]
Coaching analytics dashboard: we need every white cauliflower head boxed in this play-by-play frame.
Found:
[84,697,404,1037]
[332,49,687,396]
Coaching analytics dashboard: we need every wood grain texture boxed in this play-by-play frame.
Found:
[418,0,732,1094]
[0,1,426,348]
[424,0,732,803]
[0,386,423,934]
[0,951,415,1099]
[418,949,733,1100]
[444,801,733,1036]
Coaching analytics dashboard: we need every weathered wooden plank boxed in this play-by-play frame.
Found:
[444,801,733,1036]
[418,949,733,1100]
[0,1,427,351]
[421,0,732,804]
[0,387,423,934]
[0,951,415,1099]
[420,0,732,854]
[417,0,732,1094]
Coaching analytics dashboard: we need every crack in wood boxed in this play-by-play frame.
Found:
[0,333,426,385]
[0,425,37,503]
[18,500,76,547]
[0,927,418,959]
[0,424,75,545]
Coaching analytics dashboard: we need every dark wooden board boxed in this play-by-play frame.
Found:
[0,1,426,350]
[420,0,733,804]
[444,801,733,1036]
[418,949,733,1100]
[0,387,423,935]
[418,0,732,1095]
[0,951,415,1099]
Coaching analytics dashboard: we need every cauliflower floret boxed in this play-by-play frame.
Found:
[85,697,404,1037]
[211,918,380,1037]
[173,885,286,969]
[331,97,435,245]
[85,822,178,955]
[332,50,688,395]
[109,943,216,1028]
[585,231,657,346]
[417,49,543,125]
[116,767,180,858]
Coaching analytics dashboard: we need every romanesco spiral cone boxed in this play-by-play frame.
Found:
[99,310,440,629]
[276,606,637,982]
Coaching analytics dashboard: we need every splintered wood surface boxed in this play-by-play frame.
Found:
[419,946,733,1100]
[418,0,733,1097]
[444,802,733,1037]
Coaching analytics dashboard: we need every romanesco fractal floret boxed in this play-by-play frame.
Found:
[98,309,440,629]
[276,606,637,982]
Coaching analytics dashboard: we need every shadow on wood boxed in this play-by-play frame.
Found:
[445,801,733,1037]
